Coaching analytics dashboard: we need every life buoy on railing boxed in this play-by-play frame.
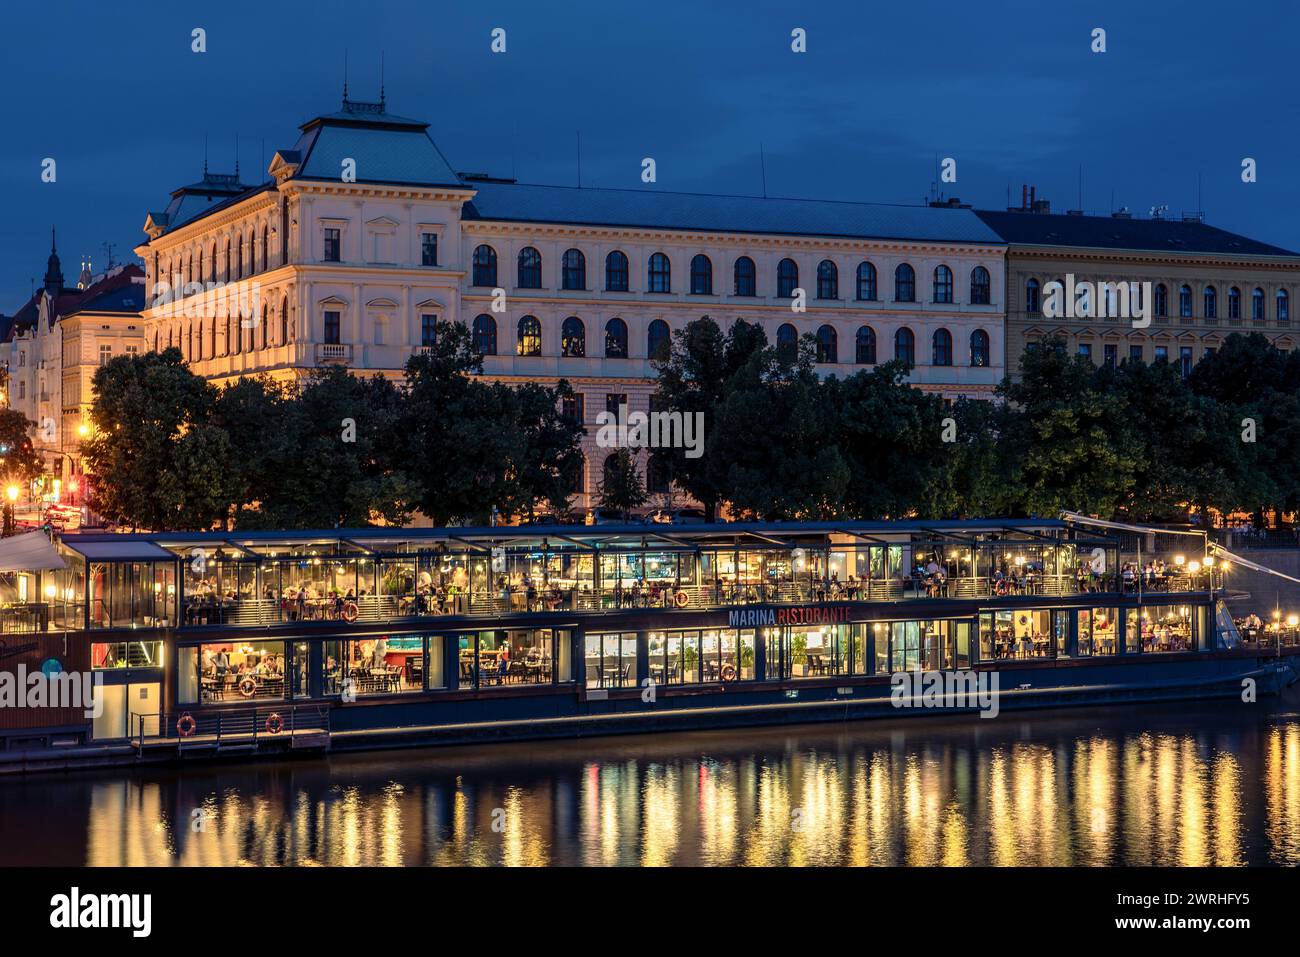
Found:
[265,712,284,735]
[720,663,737,682]
[673,590,689,608]
[341,601,359,623]
[238,676,258,698]
[176,712,197,737]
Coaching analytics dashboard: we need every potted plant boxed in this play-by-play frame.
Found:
[790,632,810,676]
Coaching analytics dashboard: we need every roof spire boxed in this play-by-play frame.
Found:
[343,49,349,103]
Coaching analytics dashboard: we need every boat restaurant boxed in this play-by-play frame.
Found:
[0,519,1230,748]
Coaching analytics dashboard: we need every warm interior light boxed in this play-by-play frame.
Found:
[1174,554,1186,566]
[77,423,89,437]
[1203,555,1215,567]
[4,486,17,503]
[1187,561,1200,574]
[43,584,56,598]
[1287,614,1298,628]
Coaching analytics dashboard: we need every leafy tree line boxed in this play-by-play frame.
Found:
[651,319,1300,526]
[73,309,1300,531]
[82,321,583,530]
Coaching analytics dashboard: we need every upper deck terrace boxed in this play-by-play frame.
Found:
[0,519,1223,636]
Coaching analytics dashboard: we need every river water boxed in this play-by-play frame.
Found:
[4,691,1300,866]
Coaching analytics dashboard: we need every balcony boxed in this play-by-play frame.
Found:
[315,343,353,364]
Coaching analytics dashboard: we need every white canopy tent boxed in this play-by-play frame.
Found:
[0,531,67,572]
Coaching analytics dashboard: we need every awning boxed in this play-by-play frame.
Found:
[1059,512,1208,538]
[1208,544,1300,586]
[61,540,177,562]
[0,531,68,571]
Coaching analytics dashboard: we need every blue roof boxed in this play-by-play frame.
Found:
[293,101,463,188]
[976,209,1299,257]
[465,182,1005,245]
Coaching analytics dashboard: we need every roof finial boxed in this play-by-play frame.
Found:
[343,49,349,103]
[203,133,209,176]
[379,52,385,110]
[51,225,57,254]
[235,132,240,179]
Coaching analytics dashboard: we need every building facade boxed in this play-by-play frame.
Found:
[976,203,1300,376]
[0,235,144,508]
[135,96,1009,508]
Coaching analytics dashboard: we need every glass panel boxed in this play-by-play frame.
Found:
[177,646,198,703]
[199,641,286,701]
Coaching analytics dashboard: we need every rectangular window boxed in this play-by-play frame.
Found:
[561,392,584,424]
[421,232,438,267]
[98,345,112,366]
[586,632,637,688]
[17,382,23,400]
[92,640,164,670]
[1180,346,1194,379]
[323,311,341,344]
[198,641,287,703]
[1077,342,1092,361]
[125,345,139,356]
[323,228,341,262]
[1129,344,1143,363]
[605,393,627,415]
[342,637,424,695]
[1133,605,1194,654]
[1154,345,1168,362]
[1077,608,1117,657]
[1103,343,1117,367]
[421,314,437,347]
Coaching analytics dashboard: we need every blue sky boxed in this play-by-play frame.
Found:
[2,0,1297,306]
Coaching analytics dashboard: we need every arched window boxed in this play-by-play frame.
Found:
[816,260,838,300]
[647,319,671,360]
[230,312,241,356]
[1203,285,1217,319]
[604,318,628,358]
[1253,287,1266,321]
[472,245,497,286]
[517,315,541,356]
[648,252,671,293]
[970,329,990,367]
[517,247,542,288]
[776,323,798,361]
[473,314,497,355]
[260,303,269,349]
[690,254,713,295]
[895,264,916,302]
[933,265,954,304]
[856,261,877,301]
[259,229,267,271]
[602,454,623,491]
[561,316,586,357]
[605,250,629,291]
[1279,289,1290,323]
[1179,284,1193,318]
[855,326,877,364]
[561,249,586,290]
[894,327,915,366]
[223,238,232,281]
[733,256,756,296]
[815,324,837,363]
[1154,283,1168,317]
[932,328,953,365]
[1228,286,1242,320]
[1026,278,1041,313]
[280,295,289,344]
[970,266,991,305]
[777,258,799,298]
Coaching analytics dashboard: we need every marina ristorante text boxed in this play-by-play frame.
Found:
[728,606,853,628]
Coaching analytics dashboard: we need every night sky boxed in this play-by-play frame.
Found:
[2,0,1297,307]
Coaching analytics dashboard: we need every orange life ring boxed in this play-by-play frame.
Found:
[341,601,359,623]
[238,676,258,698]
[720,663,737,682]
[176,712,197,737]
[673,590,689,608]
[265,712,284,735]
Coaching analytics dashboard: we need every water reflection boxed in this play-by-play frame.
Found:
[4,696,1300,866]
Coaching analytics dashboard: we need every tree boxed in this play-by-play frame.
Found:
[996,339,1140,518]
[83,348,234,530]
[0,408,42,488]
[598,449,646,520]
[653,317,768,521]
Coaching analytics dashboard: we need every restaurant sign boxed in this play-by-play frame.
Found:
[727,605,851,628]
